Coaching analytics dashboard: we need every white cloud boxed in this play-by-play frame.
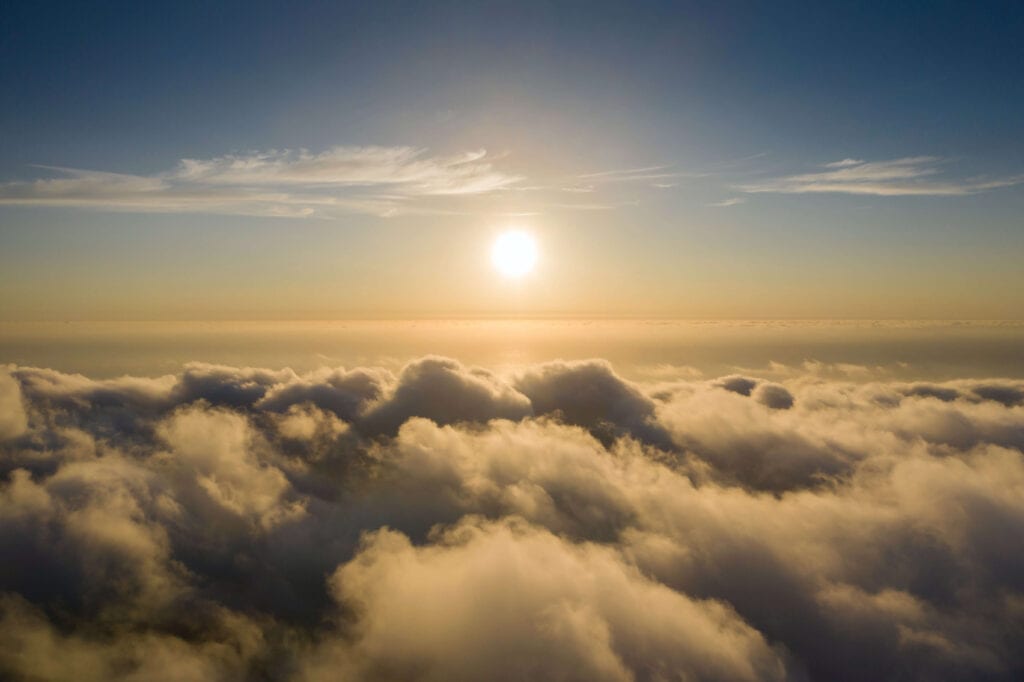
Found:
[823,158,865,168]
[708,197,746,207]
[741,157,1023,197]
[0,147,521,218]
[173,147,515,195]
[575,164,704,186]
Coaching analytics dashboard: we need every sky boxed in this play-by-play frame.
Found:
[2,0,1023,320]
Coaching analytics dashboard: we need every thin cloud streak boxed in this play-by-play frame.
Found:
[173,147,516,195]
[0,147,522,218]
[708,197,746,207]
[740,157,1024,197]
[576,164,705,185]
[577,164,673,180]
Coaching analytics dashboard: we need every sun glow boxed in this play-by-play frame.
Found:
[491,230,538,278]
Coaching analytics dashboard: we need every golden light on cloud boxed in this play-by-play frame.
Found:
[491,230,538,278]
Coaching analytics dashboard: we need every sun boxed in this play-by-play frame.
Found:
[491,230,538,278]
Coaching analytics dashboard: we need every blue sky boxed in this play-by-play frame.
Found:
[1,1,1023,319]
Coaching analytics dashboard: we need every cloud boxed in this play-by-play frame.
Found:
[0,147,521,218]
[715,375,759,396]
[172,147,516,195]
[0,368,28,441]
[824,158,865,168]
[304,517,786,682]
[753,383,794,410]
[156,405,303,527]
[257,365,389,422]
[574,164,704,189]
[577,165,679,182]
[514,359,671,447]
[740,157,1024,197]
[0,594,264,682]
[274,404,349,442]
[708,197,746,207]
[634,363,704,380]
[2,357,1024,680]
[971,384,1024,407]
[362,357,533,435]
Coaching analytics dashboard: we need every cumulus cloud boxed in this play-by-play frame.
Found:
[258,365,388,422]
[715,374,759,396]
[515,359,671,447]
[0,594,265,682]
[305,517,786,682]
[156,405,304,527]
[972,383,1024,407]
[274,404,349,442]
[362,356,532,435]
[741,157,1023,196]
[0,146,521,218]
[2,356,1024,680]
[753,382,794,410]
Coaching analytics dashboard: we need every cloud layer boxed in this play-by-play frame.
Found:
[741,157,1023,196]
[3,151,1018,220]
[0,147,520,218]
[2,357,1024,680]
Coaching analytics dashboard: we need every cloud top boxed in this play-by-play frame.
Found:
[2,358,1024,680]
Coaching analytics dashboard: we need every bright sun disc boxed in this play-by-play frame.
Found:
[491,230,538,277]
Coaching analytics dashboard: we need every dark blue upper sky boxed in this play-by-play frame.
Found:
[3,1,1022,170]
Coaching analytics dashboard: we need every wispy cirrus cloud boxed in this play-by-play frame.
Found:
[708,197,746,207]
[0,146,522,218]
[576,164,705,187]
[740,156,1023,197]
